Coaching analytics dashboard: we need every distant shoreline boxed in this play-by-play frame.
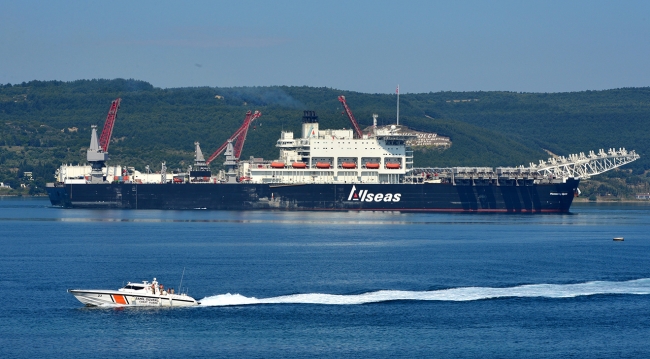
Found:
[573,197,650,204]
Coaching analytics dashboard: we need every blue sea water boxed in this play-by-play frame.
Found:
[1,197,649,358]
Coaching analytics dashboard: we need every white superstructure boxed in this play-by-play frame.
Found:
[241,113,416,184]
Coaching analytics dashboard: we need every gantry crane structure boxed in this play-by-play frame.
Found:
[408,148,640,184]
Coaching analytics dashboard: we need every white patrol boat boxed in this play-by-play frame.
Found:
[68,278,198,307]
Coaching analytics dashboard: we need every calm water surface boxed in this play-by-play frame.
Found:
[1,197,649,358]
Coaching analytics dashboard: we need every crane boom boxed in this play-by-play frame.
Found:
[232,110,261,160]
[98,98,121,152]
[206,110,262,165]
[337,96,363,139]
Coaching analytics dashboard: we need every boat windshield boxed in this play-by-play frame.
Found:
[123,285,145,290]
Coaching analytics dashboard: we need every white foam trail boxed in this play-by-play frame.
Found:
[199,278,650,307]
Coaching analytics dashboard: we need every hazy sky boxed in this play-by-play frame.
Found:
[2,0,648,93]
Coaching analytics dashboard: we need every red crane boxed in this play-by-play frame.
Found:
[206,110,262,165]
[98,98,121,152]
[337,96,363,139]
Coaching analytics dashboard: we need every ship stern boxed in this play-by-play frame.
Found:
[46,183,69,207]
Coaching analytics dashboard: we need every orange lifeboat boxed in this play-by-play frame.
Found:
[341,162,357,169]
[365,162,380,169]
[385,163,401,169]
[292,162,307,169]
[271,162,285,168]
[316,162,331,169]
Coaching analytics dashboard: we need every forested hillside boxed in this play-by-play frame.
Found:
[0,79,648,198]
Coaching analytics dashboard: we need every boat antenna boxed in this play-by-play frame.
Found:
[178,267,185,294]
[396,84,400,126]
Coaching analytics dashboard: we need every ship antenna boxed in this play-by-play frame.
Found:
[178,267,185,294]
[396,84,400,126]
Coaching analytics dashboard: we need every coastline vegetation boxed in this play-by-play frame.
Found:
[0,79,648,200]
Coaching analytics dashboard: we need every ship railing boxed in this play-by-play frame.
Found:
[407,167,552,183]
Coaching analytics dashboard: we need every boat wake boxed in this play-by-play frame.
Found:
[199,278,650,306]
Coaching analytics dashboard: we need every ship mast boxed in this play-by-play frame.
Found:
[396,85,399,126]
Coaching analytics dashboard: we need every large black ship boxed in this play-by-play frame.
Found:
[46,180,580,212]
[46,99,638,213]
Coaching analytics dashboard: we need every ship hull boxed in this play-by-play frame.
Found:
[68,290,198,307]
[47,179,579,213]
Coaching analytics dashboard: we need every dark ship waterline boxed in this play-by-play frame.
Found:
[46,100,638,213]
